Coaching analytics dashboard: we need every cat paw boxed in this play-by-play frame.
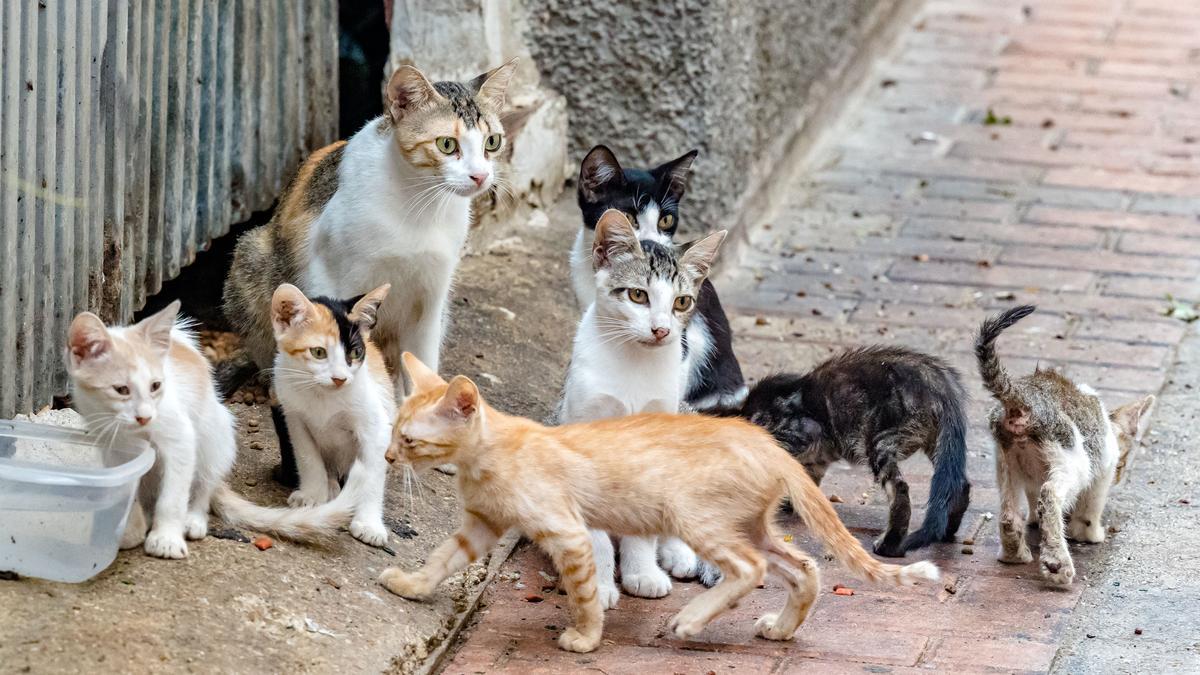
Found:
[697,560,724,588]
[184,513,209,540]
[1067,518,1105,544]
[119,524,147,550]
[755,612,796,641]
[872,534,907,558]
[667,610,705,640]
[597,579,621,610]
[658,540,700,579]
[1040,550,1076,586]
[622,568,672,598]
[434,463,458,476]
[287,488,326,508]
[350,519,389,547]
[144,531,188,559]
[998,542,1033,564]
[557,627,600,653]
[379,567,430,600]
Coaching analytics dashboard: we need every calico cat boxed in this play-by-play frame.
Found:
[378,353,939,654]
[728,347,972,557]
[977,306,1154,585]
[265,283,395,547]
[67,301,237,559]
[223,60,517,483]
[572,145,746,410]
[558,209,726,604]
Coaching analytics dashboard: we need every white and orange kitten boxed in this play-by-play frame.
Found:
[67,301,236,559]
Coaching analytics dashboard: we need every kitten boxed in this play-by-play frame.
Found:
[223,60,517,483]
[559,209,726,604]
[378,354,939,653]
[67,301,236,559]
[266,283,395,547]
[977,305,1154,585]
[572,145,747,411]
[724,347,971,557]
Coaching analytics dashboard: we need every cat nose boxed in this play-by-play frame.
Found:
[135,416,152,426]
[332,377,346,388]
[469,173,488,187]
[652,327,670,341]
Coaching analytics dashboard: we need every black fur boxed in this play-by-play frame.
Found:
[976,304,1037,402]
[432,81,481,127]
[723,346,971,557]
[577,144,746,410]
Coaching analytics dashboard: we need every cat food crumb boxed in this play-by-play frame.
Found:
[833,585,854,596]
[755,316,769,326]
[828,494,844,503]
[1134,628,1143,635]
[913,253,930,262]
[524,594,544,603]
[962,537,975,545]
[253,536,273,551]
[961,546,974,555]
[782,534,794,543]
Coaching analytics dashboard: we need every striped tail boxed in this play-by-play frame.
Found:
[975,305,1035,402]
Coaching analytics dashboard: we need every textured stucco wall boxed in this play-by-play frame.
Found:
[522,0,890,233]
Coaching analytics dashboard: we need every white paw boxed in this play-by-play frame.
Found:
[1040,549,1076,586]
[667,610,704,639]
[1067,518,1105,544]
[658,540,699,579]
[144,531,188,559]
[184,513,209,540]
[697,560,724,588]
[597,578,621,610]
[557,627,600,653]
[755,612,794,641]
[287,488,326,508]
[434,463,458,475]
[621,568,672,598]
[350,519,389,547]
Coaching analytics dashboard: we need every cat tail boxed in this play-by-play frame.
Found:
[975,305,1035,402]
[211,458,371,543]
[899,393,970,552]
[781,460,940,586]
[213,351,259,401]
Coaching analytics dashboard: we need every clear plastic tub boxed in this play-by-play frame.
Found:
[0,419,154,582]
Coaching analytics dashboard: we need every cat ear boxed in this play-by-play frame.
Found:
[471,57,518,110]
[436,375,480,420]
[67,312,111,366]
[592,209,642,270]
[402,352,446,392]
[578,145,625,202]
[386,65,441,121]
[271,284,313,337]
[349,284,391,330]
[679,229,728,280]
[137,300,180,355]
[1111,395,1155,439]
[653,149,698,203]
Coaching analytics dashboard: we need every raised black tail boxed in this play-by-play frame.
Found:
[901,392,971,551]
[975,305,1035,402]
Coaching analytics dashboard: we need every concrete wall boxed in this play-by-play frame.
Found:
[522,0,894,233]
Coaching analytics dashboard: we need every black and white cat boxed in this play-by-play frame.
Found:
[571,145,746,411]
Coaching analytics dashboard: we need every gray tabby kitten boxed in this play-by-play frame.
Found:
[977,306,1154,586]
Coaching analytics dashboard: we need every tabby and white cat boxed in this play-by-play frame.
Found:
[977,305,1154,585]
[223,60,516,483]
[380,353,939,654]
[572,145,747,411]
[558,209,726,605]
[67,302,236,559]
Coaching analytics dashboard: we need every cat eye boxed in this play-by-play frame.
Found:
[310,347,328,360]
[113,385,130,396]
[658,214,675,230]
[150,381,162,392]
[435,137,458,155]
[401,434,415,446]
[350,346,364,361]
[484,133,503,152]
[627,288,649,305]
[673,296,694,312]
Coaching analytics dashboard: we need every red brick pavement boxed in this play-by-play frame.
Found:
[444,0,1199,671]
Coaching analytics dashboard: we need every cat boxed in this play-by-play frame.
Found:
[572,145,747,411]
[67,301,237,559]
[976,305,1155,585]
[265,283,395,547]
[722,346,972,558]
[558,209,726,605]
[377,353,939,654]
[222,60,517,485]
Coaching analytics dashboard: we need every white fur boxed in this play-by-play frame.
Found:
[304,118,491,392]
[70,326,236,560]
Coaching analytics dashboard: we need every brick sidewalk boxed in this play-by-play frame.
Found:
[444,0,1199,672]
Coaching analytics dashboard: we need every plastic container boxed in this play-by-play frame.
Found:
[0,419,154,582]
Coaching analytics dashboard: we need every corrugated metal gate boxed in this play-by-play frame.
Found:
[0,0,338,417]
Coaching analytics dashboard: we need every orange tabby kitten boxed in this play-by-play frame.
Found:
[378,354,939,653]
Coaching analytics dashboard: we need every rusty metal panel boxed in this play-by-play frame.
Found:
[0,0,338,417]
